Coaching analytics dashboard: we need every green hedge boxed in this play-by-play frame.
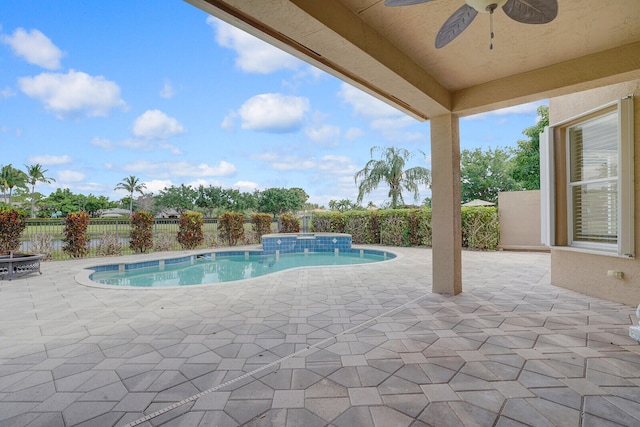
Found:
[312,207,498,250]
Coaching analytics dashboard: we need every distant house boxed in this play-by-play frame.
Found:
[156,208,181,219]
[99,208,131,218]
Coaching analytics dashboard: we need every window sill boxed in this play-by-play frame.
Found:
[551,245,634,259]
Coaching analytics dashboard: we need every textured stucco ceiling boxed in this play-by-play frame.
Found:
[186,0,640,119]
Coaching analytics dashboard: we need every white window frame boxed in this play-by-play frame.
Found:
[541,96,634,258]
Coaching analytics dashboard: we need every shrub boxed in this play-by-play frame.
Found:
[279,212,300,233]
[0,207,26,254]
[204,231,219,248]
[63,211,90,258]
[177,211,204,250]
[368,211,381,244]
[96,232,123,256]
[310,214,331,232]
[407,209,423,246]
[154,232,176,251]
[378,210,410,246]
[311,207,496,250]
[344,211,371,244]
[218,212,245,246]
[129,211,154,253]
[252,213,272,238]
[244,229,258,245]
[30,233,53,260]
[462,207,499,250]
[417,209,432,246]
[330,212,346,233]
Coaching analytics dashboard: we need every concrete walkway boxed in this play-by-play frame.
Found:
[1,247,639,426]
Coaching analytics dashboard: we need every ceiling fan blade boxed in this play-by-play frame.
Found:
[435,4,478,49]
[384,0,434,6]
[502,0,558,24]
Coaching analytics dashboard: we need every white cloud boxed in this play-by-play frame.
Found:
[1,86,16,98]
[305,124,341,147]
[123,160,236,178]
[143,179,174,194]
[253,151,316,171]
[90,137,113,150]
[132,109,186,139]
[464,101,547,120]
[75,182,108,193]
[2,28,64,70]
[116,137,182,154]
[338,82,402,119]
[233,181,260,192]
[57,170,84,182]
[236,93,309,133]
[371,116,425,143]
[344,127,364,141]
[18,70,126,118]
[27,154,72,165]
[337,82,424,143]
[221,111,236,131]
[207,16,301,74]
[317,155,358,174]
[272,158,316,171]
[159,80,175,99]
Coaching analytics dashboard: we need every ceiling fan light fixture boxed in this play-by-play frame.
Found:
[465,0,508,13]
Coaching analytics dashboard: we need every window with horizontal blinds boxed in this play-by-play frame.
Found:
[568,111,619,246]
[542,96,633,257]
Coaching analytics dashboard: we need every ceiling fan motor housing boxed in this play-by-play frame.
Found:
[465,0,508,13]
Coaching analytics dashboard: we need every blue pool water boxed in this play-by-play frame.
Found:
[89,249,394,288]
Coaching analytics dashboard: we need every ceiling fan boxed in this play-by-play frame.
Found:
[384,0,558,49]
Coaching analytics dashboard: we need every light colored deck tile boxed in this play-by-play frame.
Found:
[399,352,428,364]
[457,350,489,362]
[272,389,305,408]
[341,354,368,366]
[420,384,460,402]
[348,387,383,406]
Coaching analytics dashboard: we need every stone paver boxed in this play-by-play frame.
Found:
[0,246,639,426]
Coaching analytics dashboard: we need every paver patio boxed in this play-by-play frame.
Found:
[1,246,639,426]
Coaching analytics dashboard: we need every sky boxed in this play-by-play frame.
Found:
[0,0,546,208]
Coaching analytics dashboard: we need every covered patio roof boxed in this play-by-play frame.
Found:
[185,0,640,119]
[184,0,640,296]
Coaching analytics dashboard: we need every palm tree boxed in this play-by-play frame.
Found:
[114,175,147,214]
[354,146,431,208]
[0,164,27,206]
[24,164,56,218]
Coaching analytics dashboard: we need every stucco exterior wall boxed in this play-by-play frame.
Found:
[498,190,547,251]
[549,80,640,306]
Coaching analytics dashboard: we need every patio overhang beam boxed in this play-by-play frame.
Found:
[452,41,640,116]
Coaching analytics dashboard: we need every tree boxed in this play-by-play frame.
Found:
[195,185,229,217]
[510,105,549,190]
[354,146,430,208]
[460,147,521,204]
[329,199,363,212]
[114,175,146,214]
[0,164,27,206]
[225,188,257,213]
[135,193,156,214]
[258,188,305,217]
[155,184,197,213]
[24,164,55,218]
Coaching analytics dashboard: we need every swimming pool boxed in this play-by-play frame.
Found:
[87,248,395,288]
